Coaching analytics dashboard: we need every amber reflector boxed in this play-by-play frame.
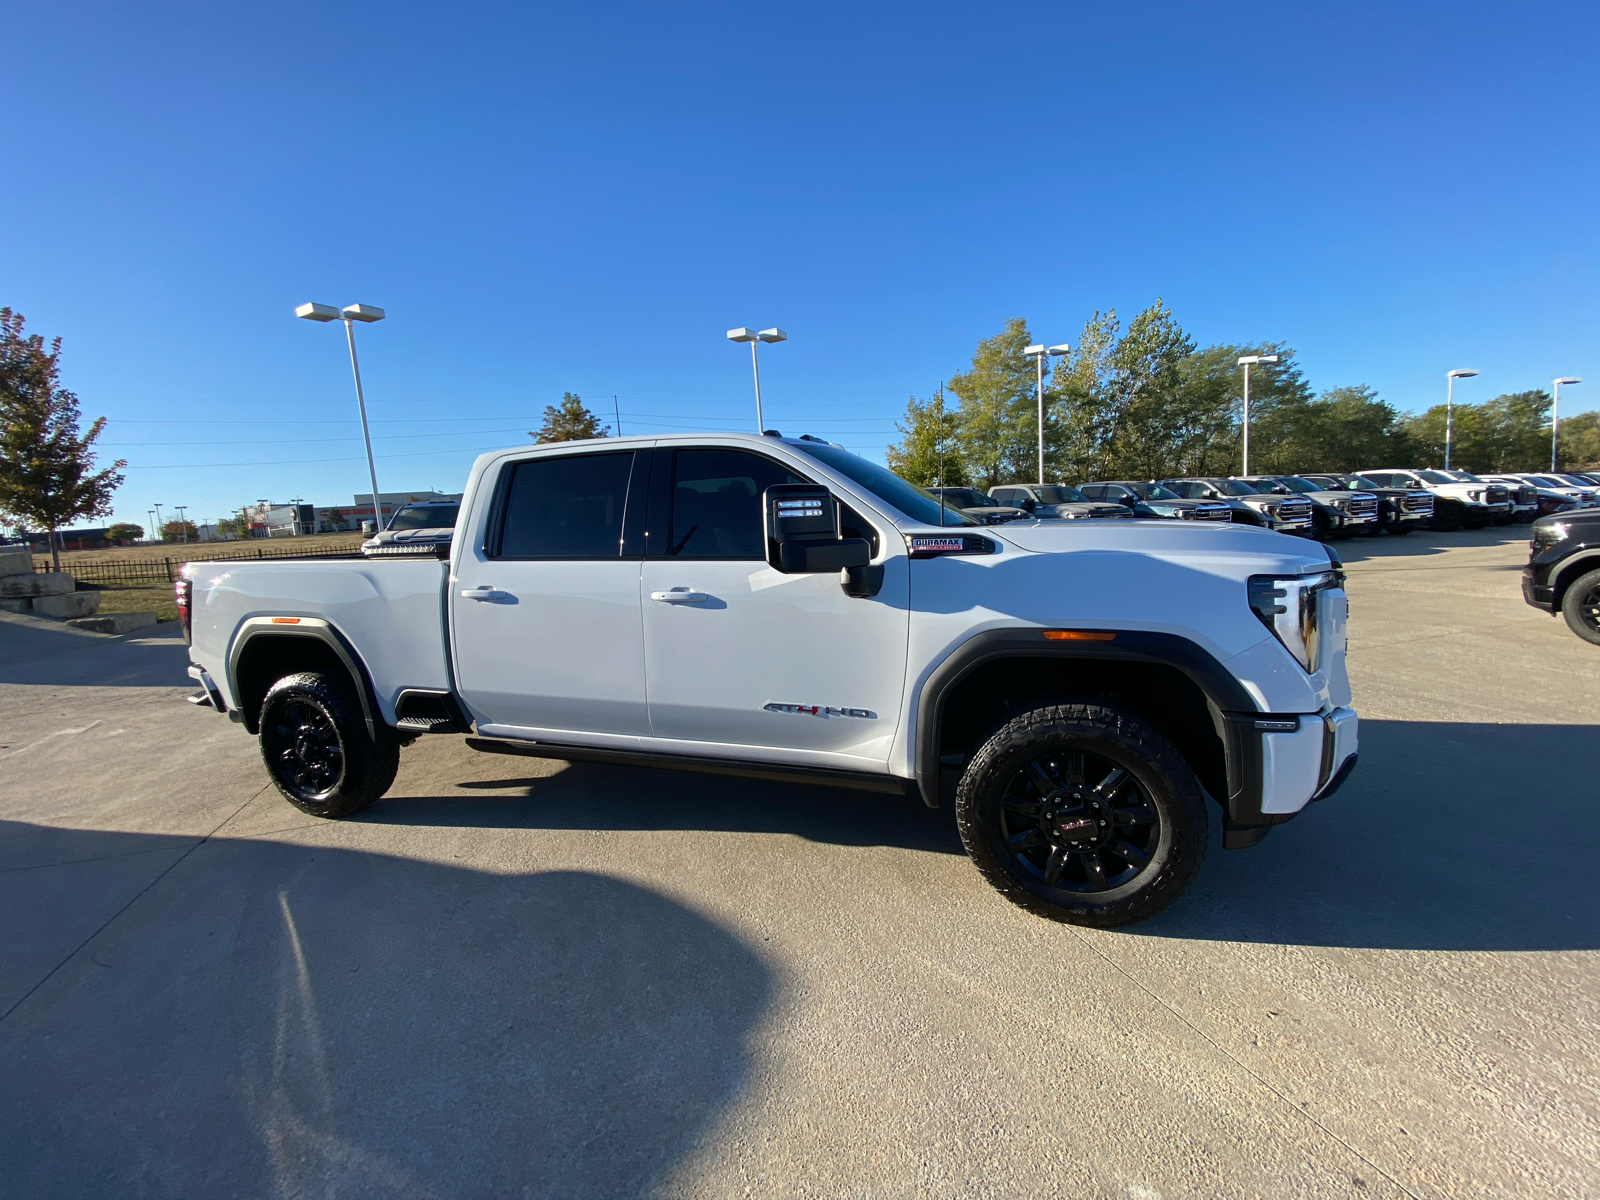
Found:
[1042,630,1116,641]
[270,617,302,624]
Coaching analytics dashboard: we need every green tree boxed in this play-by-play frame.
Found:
[1398,390,1551,473]
[531,392,609,443]
[106,521,144,545]
[947,318,1039,489]
[1101,300,1198,480]
[161,519,199,543]
[1558,410,1600,470]
[885,390,966,487]
[0,309,125,571]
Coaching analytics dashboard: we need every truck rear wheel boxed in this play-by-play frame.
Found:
[1560,569,1600,646]
[955,703,1207,927]
[258,671,400,818]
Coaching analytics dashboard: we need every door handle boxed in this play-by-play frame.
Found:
[460,586,509,601]
[650,588,708,604]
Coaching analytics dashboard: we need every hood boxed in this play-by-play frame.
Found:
[361,527,454,557]
[992,517,1334,573]
[1294,489,1371,505]
[1036,502,1133,519]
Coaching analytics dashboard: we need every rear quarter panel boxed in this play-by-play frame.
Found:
[185,558,450,721]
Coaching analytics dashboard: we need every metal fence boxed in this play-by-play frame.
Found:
[36,541,364,586]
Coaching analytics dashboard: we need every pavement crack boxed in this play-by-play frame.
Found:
[1067,929,1425,1200]
[0,784,272,1029]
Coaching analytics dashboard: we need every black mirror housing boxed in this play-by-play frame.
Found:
[764,484,871,574]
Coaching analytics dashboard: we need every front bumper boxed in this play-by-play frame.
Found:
[1522,566,1556,612]
[1220,707,1359,847]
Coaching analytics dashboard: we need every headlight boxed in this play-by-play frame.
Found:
[1248,572,1338,672]
[1467,489,1483,501]
[1533,522,1569,546]
[1148,504,1181,516]
[1331,499,1348,510]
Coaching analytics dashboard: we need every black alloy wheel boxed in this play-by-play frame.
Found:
[258,671,400,817]
[1431,502,1463,532]
[1561,568,1600,646]
[268,696,344,798]
[957,703,1207,927]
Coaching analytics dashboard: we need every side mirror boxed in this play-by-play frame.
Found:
[1019,498,1037,512]
[764,484,870,573]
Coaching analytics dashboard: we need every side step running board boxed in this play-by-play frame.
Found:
[464,737,908,795]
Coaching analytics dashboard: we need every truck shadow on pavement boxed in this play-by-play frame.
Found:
[1136,718,1600,952]
[1332,523,1531,565]
[374,760,967,855]
[0,618,189,687]
[0,822,772,1198]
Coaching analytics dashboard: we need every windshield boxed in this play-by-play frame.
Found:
[1035,485,1089,504]
[1557,475,1593,488]
[933,488,992,508]
[387,504,459,531]
[795,443,977,526]
[1446,470,1484,482]
[1344,475,1383,489]
[1416,470,1456,484]
[1130,483,1181,500]
[1217,479,1260,496]
[1277,477,1322,495]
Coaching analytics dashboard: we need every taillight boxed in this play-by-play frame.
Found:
[175,578,193,644]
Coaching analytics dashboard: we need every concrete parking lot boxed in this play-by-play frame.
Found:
[1,526,1596,1199]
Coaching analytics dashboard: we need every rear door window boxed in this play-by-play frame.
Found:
[493,451,635,558]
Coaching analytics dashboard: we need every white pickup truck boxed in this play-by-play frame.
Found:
[179,432,1359,927]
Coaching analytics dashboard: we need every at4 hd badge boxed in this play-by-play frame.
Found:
[764,703,876,719]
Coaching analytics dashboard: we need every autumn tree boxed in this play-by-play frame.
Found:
[531,393,609,443]
[106,521,144,544]
[0,309,125,571]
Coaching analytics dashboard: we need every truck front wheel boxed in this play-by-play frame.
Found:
[258,672,400,818]
[1560,569,1600,646]
[956,703,1207,927]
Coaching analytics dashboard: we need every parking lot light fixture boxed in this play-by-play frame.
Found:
[1444,369,1479,470]
[1237,354,1280,476]
[1553,377,1583,471]
[1025,343,1073,485]
[298,301,387,533]
[727,326,785,433]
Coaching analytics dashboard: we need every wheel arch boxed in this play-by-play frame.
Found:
[228,618,381,739]
[1551,551,1600,609]
[914,629,1261,817]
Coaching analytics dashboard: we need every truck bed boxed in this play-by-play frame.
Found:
[185,557,452,722]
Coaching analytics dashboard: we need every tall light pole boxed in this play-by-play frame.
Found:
[147,510,157,543]
[726,327,787,433]
[1444,368,1479,470]
[1237,354,1280,476]
[297,302,387,532]
[1553,377,1583,471]
[174,505,189,544]
[1024,343,1073,485]
[153,502,166,540]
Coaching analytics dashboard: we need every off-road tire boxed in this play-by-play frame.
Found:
[1431,501,1463,532]
[1312,511,1333,542]
[955,703,1208,928]
[1560,568,1600,646]
[258,671,400,818]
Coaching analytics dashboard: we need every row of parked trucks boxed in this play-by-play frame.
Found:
[939,468,1600,539]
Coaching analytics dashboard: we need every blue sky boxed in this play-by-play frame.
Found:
[3,1,1596,531]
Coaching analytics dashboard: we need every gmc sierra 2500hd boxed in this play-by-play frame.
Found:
[179,432,1359,927]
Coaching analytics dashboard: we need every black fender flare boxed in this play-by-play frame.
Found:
[226,617,383,740]
[1552,548,1600,606]
[912,628,1289,837]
